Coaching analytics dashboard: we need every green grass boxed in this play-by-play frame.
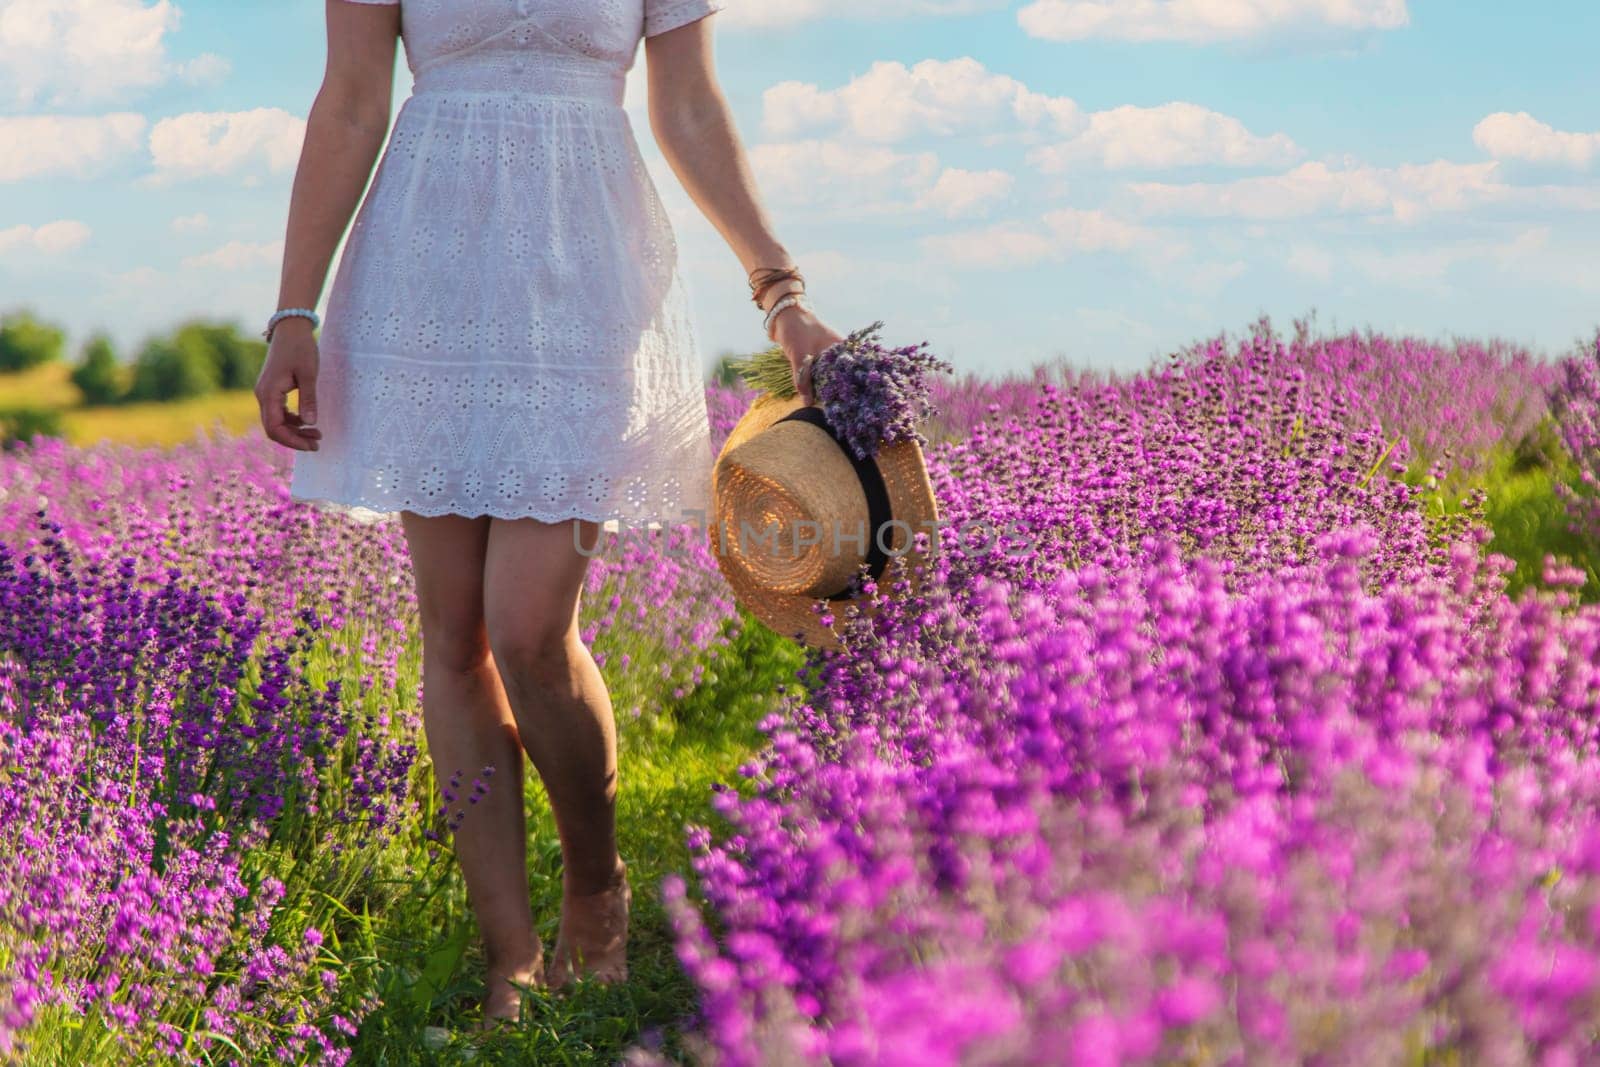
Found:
[0,361,262,448]
[1420,425,1600,602]
[315,610,804,1066]
[59,392,261,449]
[0,359,79,408]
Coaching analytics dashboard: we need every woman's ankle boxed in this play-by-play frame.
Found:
[564,854,627,896]
[485,941,545,979]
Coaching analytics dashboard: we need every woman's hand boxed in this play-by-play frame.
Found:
[772,305,842,407]
[255,319,323,452]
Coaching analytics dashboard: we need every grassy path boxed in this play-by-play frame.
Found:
[328,614,803,1066]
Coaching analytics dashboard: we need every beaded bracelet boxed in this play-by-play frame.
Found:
[764,291,811,341]
[263,307,320,342]
[757,280,806,311]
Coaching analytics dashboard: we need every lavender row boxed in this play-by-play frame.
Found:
[0,411,751,1060]
[652,331,1600,1065]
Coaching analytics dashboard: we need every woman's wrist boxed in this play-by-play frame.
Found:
[758,281,805,312]
[263,307,320,342]
[741,242,793,277]
[271,315,318,337]
[774,305,819,352]
[764,292,812,341]
[746,254,811,342]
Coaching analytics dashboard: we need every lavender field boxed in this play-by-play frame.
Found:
[6,317,1600,1065]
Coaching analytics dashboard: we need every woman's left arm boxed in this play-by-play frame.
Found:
[644,16,838,405]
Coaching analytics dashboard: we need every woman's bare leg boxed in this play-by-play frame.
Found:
[399,510,545,1023]
[482,517,629,985]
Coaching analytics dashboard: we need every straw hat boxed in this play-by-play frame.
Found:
[710,393,940,650]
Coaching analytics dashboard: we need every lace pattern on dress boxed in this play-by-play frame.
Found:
[291,347,713,525]
[287,0,724,527]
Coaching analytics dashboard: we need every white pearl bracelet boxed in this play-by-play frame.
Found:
[263,307,320,342]
[763,291,810,340]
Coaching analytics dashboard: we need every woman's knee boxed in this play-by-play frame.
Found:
[422,611,495,676]
[480,516,591,694]
[487,615,580,693]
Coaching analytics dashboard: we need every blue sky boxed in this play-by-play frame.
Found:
[2,0,1598,378]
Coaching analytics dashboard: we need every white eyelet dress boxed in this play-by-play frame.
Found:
[287,0,725,528]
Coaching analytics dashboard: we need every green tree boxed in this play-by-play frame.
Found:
[708,350,747,387]
[70,333,127,406]
[172,319,266,391]
[0,405,64,449]
[126,335,221,402]
[0,309,66,372]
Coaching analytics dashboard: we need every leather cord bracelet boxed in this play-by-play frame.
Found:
[749,265,805,309]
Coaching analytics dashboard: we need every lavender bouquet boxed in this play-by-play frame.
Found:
[730,320,953,461]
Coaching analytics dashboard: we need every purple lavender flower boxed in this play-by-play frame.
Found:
[812,321,954,461]
[643,325,1600,1066]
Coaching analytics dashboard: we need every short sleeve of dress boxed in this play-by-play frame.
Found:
[644,0,725,38]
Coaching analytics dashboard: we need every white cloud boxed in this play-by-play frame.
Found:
[1281,226,1555,295]
[0,0,181,106]
[111,264,162,288]
[0,219,91,254]
[749,138,1011,219]
[1030,102,1300,170]
[148,108,305,181]
[1017,0,1409,43]
[750,139,939,208]
[176,51,231,88]
[1182,258,1247,297]
[1045,207,1151,251]
[1474,112,1600,170]
[170,211,209,233]
[1285,243,1334,280]
[179,239,283,272]
[723,0,1007,29]
[765,63,1289,177]
[921,208,1157,268]
[1130,159,1508,222]
[102,256,288,356]
[763,57,1081,143]
[914,168,1014,217]
[923,225,1058,268]
[1348,226,1552,294]
[0,113,146,181]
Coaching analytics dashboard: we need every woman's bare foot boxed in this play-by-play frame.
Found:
[478,949,547,1030]
[546,858,631,989]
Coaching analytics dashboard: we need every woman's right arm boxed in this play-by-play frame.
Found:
[257,0,401,453]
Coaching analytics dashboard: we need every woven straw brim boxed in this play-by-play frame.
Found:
[711,394,940,651]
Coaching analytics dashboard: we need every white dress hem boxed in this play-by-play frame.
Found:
[288,490,709,532]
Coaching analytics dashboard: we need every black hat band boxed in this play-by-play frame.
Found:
[773,404,894,602]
